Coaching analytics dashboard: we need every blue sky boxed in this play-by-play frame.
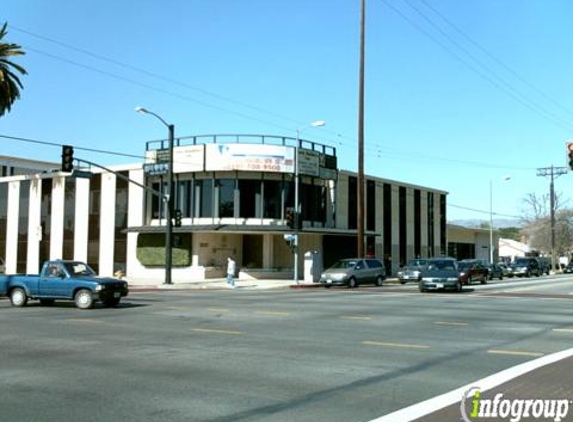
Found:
[2,0,572,222]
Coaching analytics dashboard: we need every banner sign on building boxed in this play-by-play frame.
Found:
[146,145,205,173]
[297,149,320,176]
[205,144,295,173]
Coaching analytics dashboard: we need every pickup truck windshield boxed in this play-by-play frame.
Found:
[63,262,97,277]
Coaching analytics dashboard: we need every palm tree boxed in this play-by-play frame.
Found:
[0,22,27,116]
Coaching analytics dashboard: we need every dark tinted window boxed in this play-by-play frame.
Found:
[366,259,383,268]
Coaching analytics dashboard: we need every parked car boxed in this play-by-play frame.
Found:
[535,257,551,275]
[397,259,427,284]
[486,263,504,280]
[498,263,514,278]
[564,262,573,274]
[510,257,541,277]
[320,258,386,288]
[457,260,488,285]
[419,258,461,292]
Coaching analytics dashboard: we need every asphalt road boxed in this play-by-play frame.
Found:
[1,275,572,422]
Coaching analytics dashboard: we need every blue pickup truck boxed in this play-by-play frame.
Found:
[0,260,128,309]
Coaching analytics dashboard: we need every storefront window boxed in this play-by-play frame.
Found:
[263,180,281,219]
[238,179,261,218]
[218,179,235,218]
[198,179,213,218]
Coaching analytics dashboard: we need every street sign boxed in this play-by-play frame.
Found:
[70,169,93,179]
[143,162,169,176]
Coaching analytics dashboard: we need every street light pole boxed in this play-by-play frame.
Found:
[135,107,174,285]
[293,120,325,284]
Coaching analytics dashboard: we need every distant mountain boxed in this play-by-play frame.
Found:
[449,218,521,228]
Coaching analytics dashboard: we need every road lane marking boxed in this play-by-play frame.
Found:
[254,311,290,317]
[487,349,544,357]
[208,308,230,313]
[192,328,244,335]
[434,321,468,326]
[368,347,573,422]
[363,341,429,349]
[66,318,102,323]
[552,328,573,333]
[167,306,191,311]
[340,316,372,321]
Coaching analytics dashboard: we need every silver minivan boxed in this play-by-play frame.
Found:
[319,258,386,288]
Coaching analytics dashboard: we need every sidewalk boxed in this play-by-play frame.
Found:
[126,277,403,291]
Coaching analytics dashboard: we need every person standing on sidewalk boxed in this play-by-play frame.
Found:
[227,256,236,288]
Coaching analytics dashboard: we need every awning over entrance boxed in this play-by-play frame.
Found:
[125,224,380,236]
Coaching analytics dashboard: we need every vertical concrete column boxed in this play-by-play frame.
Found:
[434,192,442,256]
[5,181,20,274]
[99,172,116,277]
[406,187,415,261]
[74,178,90,262]
[126,169,145,276]
[391,185,400,274]
[50,176,65,259]
[27,179,42,274]
[420,190,428,257]
[262,233,273,268]
[375,182,384,257]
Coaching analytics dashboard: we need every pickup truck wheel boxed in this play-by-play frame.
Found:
[103,298,120,308]
[10,288,27,307]
[74,289,94,310]
[39,299,55,306]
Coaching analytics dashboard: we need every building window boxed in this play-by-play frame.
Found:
[263,180,281,219]
[238,179,261,218]
[366,180,375,232]
[427,192,435,257]
[383,183,392,274]
[114,172,129,275]
[414,189,421,258]
[217,179,235,218]
[197,179,213,218]
[63,178,75,261]
[17,180,30,273]
[399,186,407,266]
[348,176,357,230]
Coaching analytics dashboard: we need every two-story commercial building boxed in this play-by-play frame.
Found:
[0,134,448,283]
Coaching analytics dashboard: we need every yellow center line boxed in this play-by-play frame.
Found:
[254,311,290,317]
[340,316,372,321]
[192,328,244,335]
[66,318,102,323]
[553,328,573,333]
[209,308,230,313]
[434,321,468,326]
[363,341,430,349]
[487,349,544,357]
[166,306,191,311]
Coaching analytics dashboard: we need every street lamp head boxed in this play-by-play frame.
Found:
[135,106,149,114]
[311,120,326,128]
[502,175,511,181]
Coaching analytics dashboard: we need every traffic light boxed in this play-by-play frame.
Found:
[61,145,74,172]
[173,209,182,227]
[285,208,294,229]
[567,142,573,170]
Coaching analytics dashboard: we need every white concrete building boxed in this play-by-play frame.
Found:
[0,135,448,282]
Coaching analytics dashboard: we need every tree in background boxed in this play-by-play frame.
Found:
[499,227,521,241]
[0,22,27,116]
[520,192,573,259]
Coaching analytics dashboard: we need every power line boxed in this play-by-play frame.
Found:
[417,0,573,120]
[380,0,573,133]
[448,203,521,219]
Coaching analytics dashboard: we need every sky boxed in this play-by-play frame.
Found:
[1,0,572,223]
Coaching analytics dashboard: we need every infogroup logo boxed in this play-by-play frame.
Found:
[460,386,571,422]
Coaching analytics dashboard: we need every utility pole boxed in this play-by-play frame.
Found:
[357,0,366,258]
[536,165,567,271]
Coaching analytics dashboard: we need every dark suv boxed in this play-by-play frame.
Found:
[511,257,541,277]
